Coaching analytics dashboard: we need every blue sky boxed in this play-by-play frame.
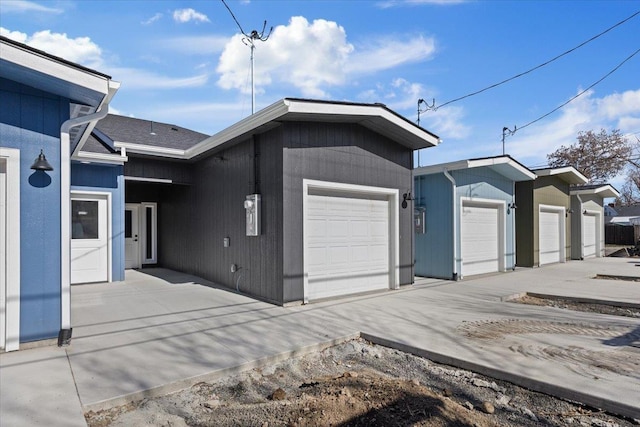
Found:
[2,0,639,183]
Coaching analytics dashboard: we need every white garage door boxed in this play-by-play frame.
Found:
[539,208,563,265]
[461,203,500,276]
[583,214,597,258]
[306,192,390,301]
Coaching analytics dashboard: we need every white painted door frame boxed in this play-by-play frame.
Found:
[538,204,566,265]
[70,191,112,284]
[0,148,20,352]
[125,202,157,268]
[459,197,506,278]
[302,179,399,304]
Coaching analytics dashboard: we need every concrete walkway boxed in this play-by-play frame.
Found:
[2,257,639,426]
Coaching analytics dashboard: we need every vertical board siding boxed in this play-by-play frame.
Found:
[414,173,454,279]
[124,157,193,184]
[0,78,69,341]
[570,195,582,259]
[71,163,125,281]
[516,177,571,267]
[282,122,413,303]
[129,132,284,304]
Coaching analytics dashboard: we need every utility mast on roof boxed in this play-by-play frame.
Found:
[221,0,272,115]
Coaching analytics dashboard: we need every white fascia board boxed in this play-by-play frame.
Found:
[125,176,173,184]
[414,156,536,181]
[74,151,127,165]
[1,40,110,94]
[534,166,589,184]
[186,99,290,158]
[115,141,187,159]
[570,185,620,198]
[286,99,441,147]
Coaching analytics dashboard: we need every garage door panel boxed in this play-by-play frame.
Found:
[539,209,562,265]
[307,192,390,301]
[461,203,501,276]
[583,215,597,258]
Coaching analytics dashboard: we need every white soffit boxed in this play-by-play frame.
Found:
[0,39,110,96]
[533,166,589,185]
[187,98,440,159]
[570,184,620,198]
[414,156,536,181]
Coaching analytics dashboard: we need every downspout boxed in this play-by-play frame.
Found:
[512,181,517,270]
[443,169,458,280]
[576,193,584,260]
[59,98,114,345]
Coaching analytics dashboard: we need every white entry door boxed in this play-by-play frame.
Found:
[460,201,503,276]
[539,206,564,265]
[583,214,598,258]
[125,204,141,269]
[71,194,109,284]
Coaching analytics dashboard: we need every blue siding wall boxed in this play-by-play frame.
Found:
[414,173,453,279]
[0,77,69,341]
[71,163,125,281]
[452,168,516,271]
[414,167,518,279]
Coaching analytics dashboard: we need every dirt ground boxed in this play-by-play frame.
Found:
[510,294,640,319]
[85,338,637,427]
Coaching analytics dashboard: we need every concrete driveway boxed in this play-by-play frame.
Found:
[2,257,639,426]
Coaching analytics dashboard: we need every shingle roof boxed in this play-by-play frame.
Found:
[92,114,209,151]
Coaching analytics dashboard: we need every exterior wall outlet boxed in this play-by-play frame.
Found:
[223,237,230,247]
[230,263,237,273]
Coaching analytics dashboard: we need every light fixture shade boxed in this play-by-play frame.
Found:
[31,149,54,171]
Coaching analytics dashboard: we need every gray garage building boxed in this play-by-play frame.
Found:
[88,98,440,304]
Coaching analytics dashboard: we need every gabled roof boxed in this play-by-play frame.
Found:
[413,155,536,182]
[118,98,441,160]
[570,183,620,198]
[92,114,209,155]
[532,166,589,185]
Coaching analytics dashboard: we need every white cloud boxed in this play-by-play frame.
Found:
[0,0,63,14]
[357,78,470,140]
[172,8,210,24]
[0,27,103,68]
[108,67,209,89]
[508,88,640,165]
[1,27,209,91]
[216,16,435,98]
[142,13,163,25]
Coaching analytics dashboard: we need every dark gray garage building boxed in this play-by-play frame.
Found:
[92,99,440,305]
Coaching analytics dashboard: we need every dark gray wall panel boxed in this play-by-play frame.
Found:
[281,122,413,303]
[124,156,193,184]
[147,134,284,304]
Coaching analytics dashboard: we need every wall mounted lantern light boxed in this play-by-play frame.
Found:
[402,191,413,209]
[507,202,517,214]
[30,149,54,171]
[566,208,574,217]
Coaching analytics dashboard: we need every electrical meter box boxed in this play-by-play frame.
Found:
[414,206,426,234]
[244,194,261,236]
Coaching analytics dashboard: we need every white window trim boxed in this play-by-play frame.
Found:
[70,191,112,283]
[459,197,507,278]
[538,204,567,264]
[140,202,158,265]
[0,148,20,352]
[302,179,400,304]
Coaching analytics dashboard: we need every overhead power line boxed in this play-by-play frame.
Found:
[420,9,640,112]
[514,46,640,133]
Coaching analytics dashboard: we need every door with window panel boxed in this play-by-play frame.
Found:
[71,195,108,284]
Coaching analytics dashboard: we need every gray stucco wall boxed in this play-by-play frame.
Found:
[281,121,414,303]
